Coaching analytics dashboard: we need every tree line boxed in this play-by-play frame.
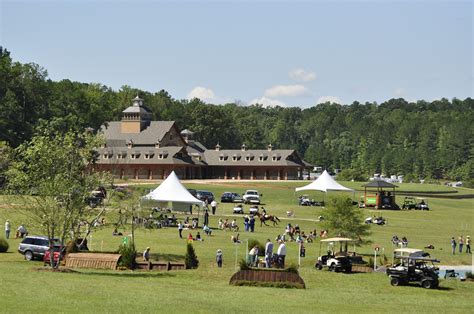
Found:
[1,47,473,184]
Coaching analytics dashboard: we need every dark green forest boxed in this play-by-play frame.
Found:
[1,47,473,184]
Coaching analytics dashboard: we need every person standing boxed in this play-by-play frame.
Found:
[458,235,464,253]
[451,237,457,255]
[4,219,10,239]
[265,239,274,268]
[249,215,255,233]
[466,236,471,253]
[244,215,249,232]
[277,240,287,268]
[216,249,223,268]
[204,210,209,227]
[211,200,217,215]
[248,246,258,267]
[178,221,183,239]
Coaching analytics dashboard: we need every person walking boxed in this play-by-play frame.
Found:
[216,249,223,268]
[244,215,249,232]
[211,200,217,215]
[458,235,464,253]
[451,237,457,255]
[265,239,274,268]
[4,219,10,239]
[277,240,287,268]
[143,247,150,262]
[466,236,471,253]
[178,221,183,239]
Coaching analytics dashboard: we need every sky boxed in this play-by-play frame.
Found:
[1,0,472,108]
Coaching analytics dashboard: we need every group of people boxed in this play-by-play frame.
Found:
[247,239,287,268]
[451,235,471,254]
[218,218,239,231]
[276,223,320,243]
[4,220,28,239]
[391,235,408,247]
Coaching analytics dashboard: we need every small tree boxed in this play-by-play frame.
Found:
[321,197,371,245]
[184,243,199,269]
[6,128,110,268]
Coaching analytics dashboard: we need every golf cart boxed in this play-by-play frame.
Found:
[402,197,430,210]
[315,237,354,273]
[365,216,386,225]
[233,204,244,214]
[386,248,439,289]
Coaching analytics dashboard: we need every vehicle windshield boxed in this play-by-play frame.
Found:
[246,191,258,195]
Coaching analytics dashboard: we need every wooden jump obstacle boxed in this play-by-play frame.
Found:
[229,269,306,289]
[65,253,121,270]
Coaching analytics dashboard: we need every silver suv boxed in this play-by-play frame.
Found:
[18,236,59,261]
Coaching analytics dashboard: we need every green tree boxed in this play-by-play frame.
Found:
[321,197,371,245]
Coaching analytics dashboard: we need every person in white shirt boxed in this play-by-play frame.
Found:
[265,239,274,268]
[277,240,287,268]
[211,200,217,215]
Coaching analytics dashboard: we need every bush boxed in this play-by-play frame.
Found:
[284,264,299,274]
[185,243,199,269]
[465,271,473,279]
[239,259,250,270]
[0,238,8,253]
[248,239,265,256]
[118,241,136,269]
[231,280,304,289]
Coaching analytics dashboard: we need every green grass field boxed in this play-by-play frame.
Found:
[0,181,473,313]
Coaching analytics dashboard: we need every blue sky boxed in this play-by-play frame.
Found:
[1,0,472,107]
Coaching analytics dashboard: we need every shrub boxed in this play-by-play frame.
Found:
[248,239,265,256]
[284,264,299,274]
[0,238,8,253]
[118,242,136,269]
[231,280,304,289]
[185,243,199,269]
[239,259,250,270]
[465,271,473,279]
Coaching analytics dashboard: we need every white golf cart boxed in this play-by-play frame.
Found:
[315,237,354,273]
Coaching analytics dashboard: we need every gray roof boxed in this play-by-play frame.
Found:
[101,121,176,146]
[203,149,306,167]
[96,146,197,165]
[122,106,151,114]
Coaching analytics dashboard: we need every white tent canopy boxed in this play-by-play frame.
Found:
[143,171,203,206]
[295,170,353,193]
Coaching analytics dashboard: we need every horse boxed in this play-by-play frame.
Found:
[255,212,280,227]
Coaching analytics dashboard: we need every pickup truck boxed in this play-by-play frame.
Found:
[243,190,261,204]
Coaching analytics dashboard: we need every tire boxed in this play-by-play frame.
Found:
[24,250,33,261]
[316,263,322,270]
[329,263,336,272]
[421,280,433,289]
[390,277,401,286]
[345,266,352,273]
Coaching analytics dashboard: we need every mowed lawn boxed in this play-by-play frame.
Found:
[0,181,473,313]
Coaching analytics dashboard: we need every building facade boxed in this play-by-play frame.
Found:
[95,97,310,180]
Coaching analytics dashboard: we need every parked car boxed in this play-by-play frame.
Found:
[196,190,215,203]
[243,190,261,204]
[18,236,60,261]
[43,245,66,266]
[221,192,243,203]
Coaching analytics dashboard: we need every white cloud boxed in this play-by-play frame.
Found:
[186,86,216,102]
[317,96,341,104]
[264,84,310,98]
[249,97,287,107]
[289,68,316,82]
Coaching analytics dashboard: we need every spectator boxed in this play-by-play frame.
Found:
[143,247,150,262]
[249,245,259,267]
[4,219,10,239]
[196,232,202,241]
[203,224,212,236]
[244,215,249,232]
[211,200,217,215]
[178,222,183,239]
[231,233,240,243]
[451,237,457,255]
[204,210,209,226]
[17,224,28,238]
[265,239,273,268]
[187,233,194,243]
[249,215,255,232]
[277,240,287,268]
[459,235,464,253]
[216,249,223,267]
[466,236,471,254]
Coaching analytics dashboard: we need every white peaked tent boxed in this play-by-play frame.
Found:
[144,171,203,206]
[295,170,353,193]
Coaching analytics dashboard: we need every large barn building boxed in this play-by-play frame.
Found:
[95,96,311,180]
